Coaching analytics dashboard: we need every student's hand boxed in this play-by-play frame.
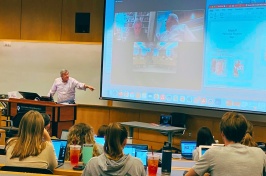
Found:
[43,128,51,142]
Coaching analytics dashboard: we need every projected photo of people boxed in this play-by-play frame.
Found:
[133,42,178,73]
[155,10,204,42]
[114,12,155,42]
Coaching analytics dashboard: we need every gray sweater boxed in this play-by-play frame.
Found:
[81,153,146,176]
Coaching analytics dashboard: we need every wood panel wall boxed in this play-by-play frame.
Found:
[0,0,21,39]
[76,105,266,150]
[0,0,104,42]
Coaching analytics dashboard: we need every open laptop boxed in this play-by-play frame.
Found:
[123,144,148,168]
[95,136,105,146]
[51,139,68,168]
[199,144,225,158]
[180,140,196,160]
[18,91,41,100]
[198,145,213,158]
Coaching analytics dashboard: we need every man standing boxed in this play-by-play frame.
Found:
[48,69,94,104]
[157,13,197,42]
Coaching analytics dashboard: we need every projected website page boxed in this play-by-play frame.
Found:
[101,0,266,113]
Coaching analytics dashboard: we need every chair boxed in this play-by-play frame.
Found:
[0,112,25,141]
[0,166,53,174]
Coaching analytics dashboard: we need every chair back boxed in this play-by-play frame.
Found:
[0,166,53,174]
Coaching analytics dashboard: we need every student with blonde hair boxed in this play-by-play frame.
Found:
[65,123,103,161]
[6,110,57,171]
[82,122,145,176]
[241,121,258,147]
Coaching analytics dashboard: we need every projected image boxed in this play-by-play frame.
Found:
[155,10,204,42]
[211,59,226,76]
[206,52,252,88]
[114,12,154,42]
[132,42,178,73]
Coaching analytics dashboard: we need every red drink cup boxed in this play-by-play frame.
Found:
[70,145,81,166]
[148,154,159,176]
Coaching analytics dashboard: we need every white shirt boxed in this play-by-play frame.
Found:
[48,77,85,103]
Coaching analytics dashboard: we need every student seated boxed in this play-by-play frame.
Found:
[81,123,146,176]
[5,110,57,171]
[185,112,266,176]
[241,120,258,147]
[97,124,108,137]
[193,126,215,161]
[65,123,103,161]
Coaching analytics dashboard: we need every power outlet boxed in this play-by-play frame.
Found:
[3,42,11,47]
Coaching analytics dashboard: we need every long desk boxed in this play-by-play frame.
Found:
[0,171,60,176]
[1,98,77,137]
[0,155,195,176]
[121,121,186,144]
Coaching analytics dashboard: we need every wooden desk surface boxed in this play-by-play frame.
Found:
[0,155,82,176]
[0,155,194,176]
[0,170,60,176]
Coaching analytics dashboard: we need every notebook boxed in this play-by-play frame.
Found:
[123,144,148,167]
[60,130,69,140]
[180,140,196,160]
[51,139,68,168]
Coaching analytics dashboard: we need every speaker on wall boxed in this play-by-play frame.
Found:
[75,12,90,33]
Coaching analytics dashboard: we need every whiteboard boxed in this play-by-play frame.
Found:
[0,40,106,106]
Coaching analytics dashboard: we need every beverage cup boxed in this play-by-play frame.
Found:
[82,144,93,164]
[148,153,159,176]
[70,145,81,166]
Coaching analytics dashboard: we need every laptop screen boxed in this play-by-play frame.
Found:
[95,136,105,146]
[51,139,68,163]
[123,144,148,166]
[18,91,41,100]
[181,141,196,156]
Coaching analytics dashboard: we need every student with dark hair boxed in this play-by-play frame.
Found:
[192,127,215,161]
[81,123,145,176]
[185,112,266,176]
[41,113,50,131]
[6,110,57,171]
[97,125,108,137]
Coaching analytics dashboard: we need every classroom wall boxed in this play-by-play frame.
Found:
[0,40,106,106]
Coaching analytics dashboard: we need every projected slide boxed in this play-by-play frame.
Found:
[101,0,266,114]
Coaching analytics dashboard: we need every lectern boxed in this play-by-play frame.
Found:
[4,98,76,137]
